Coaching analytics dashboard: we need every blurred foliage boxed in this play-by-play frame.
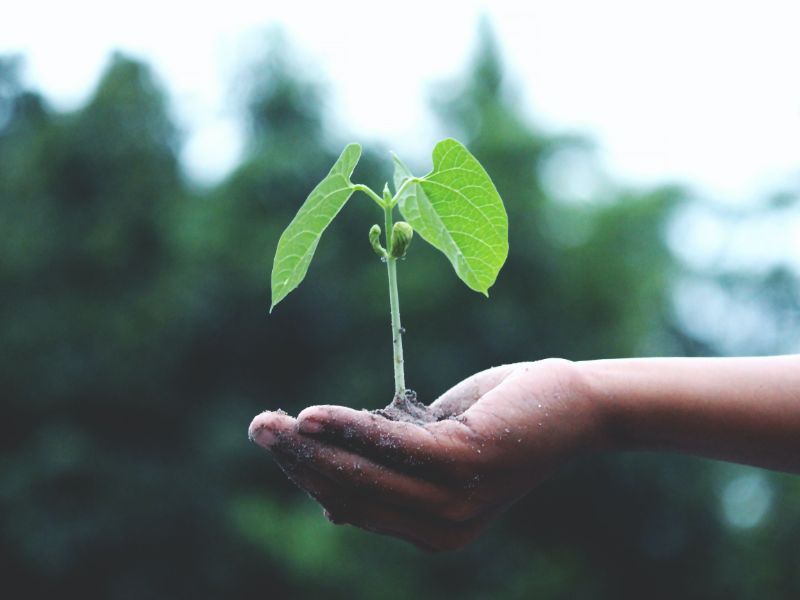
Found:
[1,27,798,600]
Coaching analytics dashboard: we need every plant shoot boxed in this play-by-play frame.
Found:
[270,138,509,397]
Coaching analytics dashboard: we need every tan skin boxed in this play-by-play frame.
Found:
[249,356,800,552]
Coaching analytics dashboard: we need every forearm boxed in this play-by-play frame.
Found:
[579,356,800,473]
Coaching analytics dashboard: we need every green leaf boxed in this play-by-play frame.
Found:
[393,138,508,295]
[270,143,361,311]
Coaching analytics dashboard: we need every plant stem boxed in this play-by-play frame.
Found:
[384,203,406,395]
[391,177,418,205]
[352,184,385,208]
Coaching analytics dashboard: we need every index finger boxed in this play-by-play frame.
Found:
[296,405,477,478]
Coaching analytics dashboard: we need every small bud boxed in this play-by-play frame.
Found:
[369,224,387,257]
[390,221,414,258]
[382,183,392,204]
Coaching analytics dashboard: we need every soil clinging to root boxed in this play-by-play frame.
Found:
[372,389,443,426]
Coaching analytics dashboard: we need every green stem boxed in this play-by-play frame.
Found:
[390,177,418,206]
[352,184,385,208]
[384,203,406,395]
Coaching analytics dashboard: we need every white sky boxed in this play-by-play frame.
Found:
[2,0,799,204]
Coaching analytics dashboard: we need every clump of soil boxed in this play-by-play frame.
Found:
[373,389,441,426]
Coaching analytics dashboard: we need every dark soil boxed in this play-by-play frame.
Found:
[372,389,442,426]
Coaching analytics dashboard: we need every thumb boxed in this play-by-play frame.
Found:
[429,365,516,419]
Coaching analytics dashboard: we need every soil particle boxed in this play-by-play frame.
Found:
[372,389,442,426]
[465,474,481,490]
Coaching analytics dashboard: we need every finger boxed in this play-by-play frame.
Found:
[249,409,297,447]
[271,453,490,552]
[296,405,477,477]
[331,496,491,553]
[297,440,456,515]
[429,364,517,418]
[253,410,457,515]
[269,446,354,517]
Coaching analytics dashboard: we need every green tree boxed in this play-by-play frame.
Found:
[1,23,797,600]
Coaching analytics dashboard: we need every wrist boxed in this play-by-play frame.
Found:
[575,359,633,453]
[521,358,618,455]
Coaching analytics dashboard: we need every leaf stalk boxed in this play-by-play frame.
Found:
[352,184,385,208]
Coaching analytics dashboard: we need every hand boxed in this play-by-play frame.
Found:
[248,358,604,552]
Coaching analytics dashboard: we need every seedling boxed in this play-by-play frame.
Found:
[270,138,508,401]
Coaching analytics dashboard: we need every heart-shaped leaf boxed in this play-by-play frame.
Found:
[270,143,361,311]
[394,138,508,295]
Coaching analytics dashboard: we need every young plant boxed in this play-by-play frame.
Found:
[270,138,508,399]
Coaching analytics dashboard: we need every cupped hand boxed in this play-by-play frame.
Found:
[248,358,604,552]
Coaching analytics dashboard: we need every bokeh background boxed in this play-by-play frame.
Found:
[2,3,799,599]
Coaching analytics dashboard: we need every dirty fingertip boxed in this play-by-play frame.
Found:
[248,411,295,447]
[297,406,328,434]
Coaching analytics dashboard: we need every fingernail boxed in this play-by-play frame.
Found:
[253,427,277,448]
[248,421,278,447]
[298,417,323,435]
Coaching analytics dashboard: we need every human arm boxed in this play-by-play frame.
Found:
[583,355,800,473]
[248,356,800,551]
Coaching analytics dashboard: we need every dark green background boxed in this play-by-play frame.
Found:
[2,27,798,599]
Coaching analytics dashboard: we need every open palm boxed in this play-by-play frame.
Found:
[249,359,601,551]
